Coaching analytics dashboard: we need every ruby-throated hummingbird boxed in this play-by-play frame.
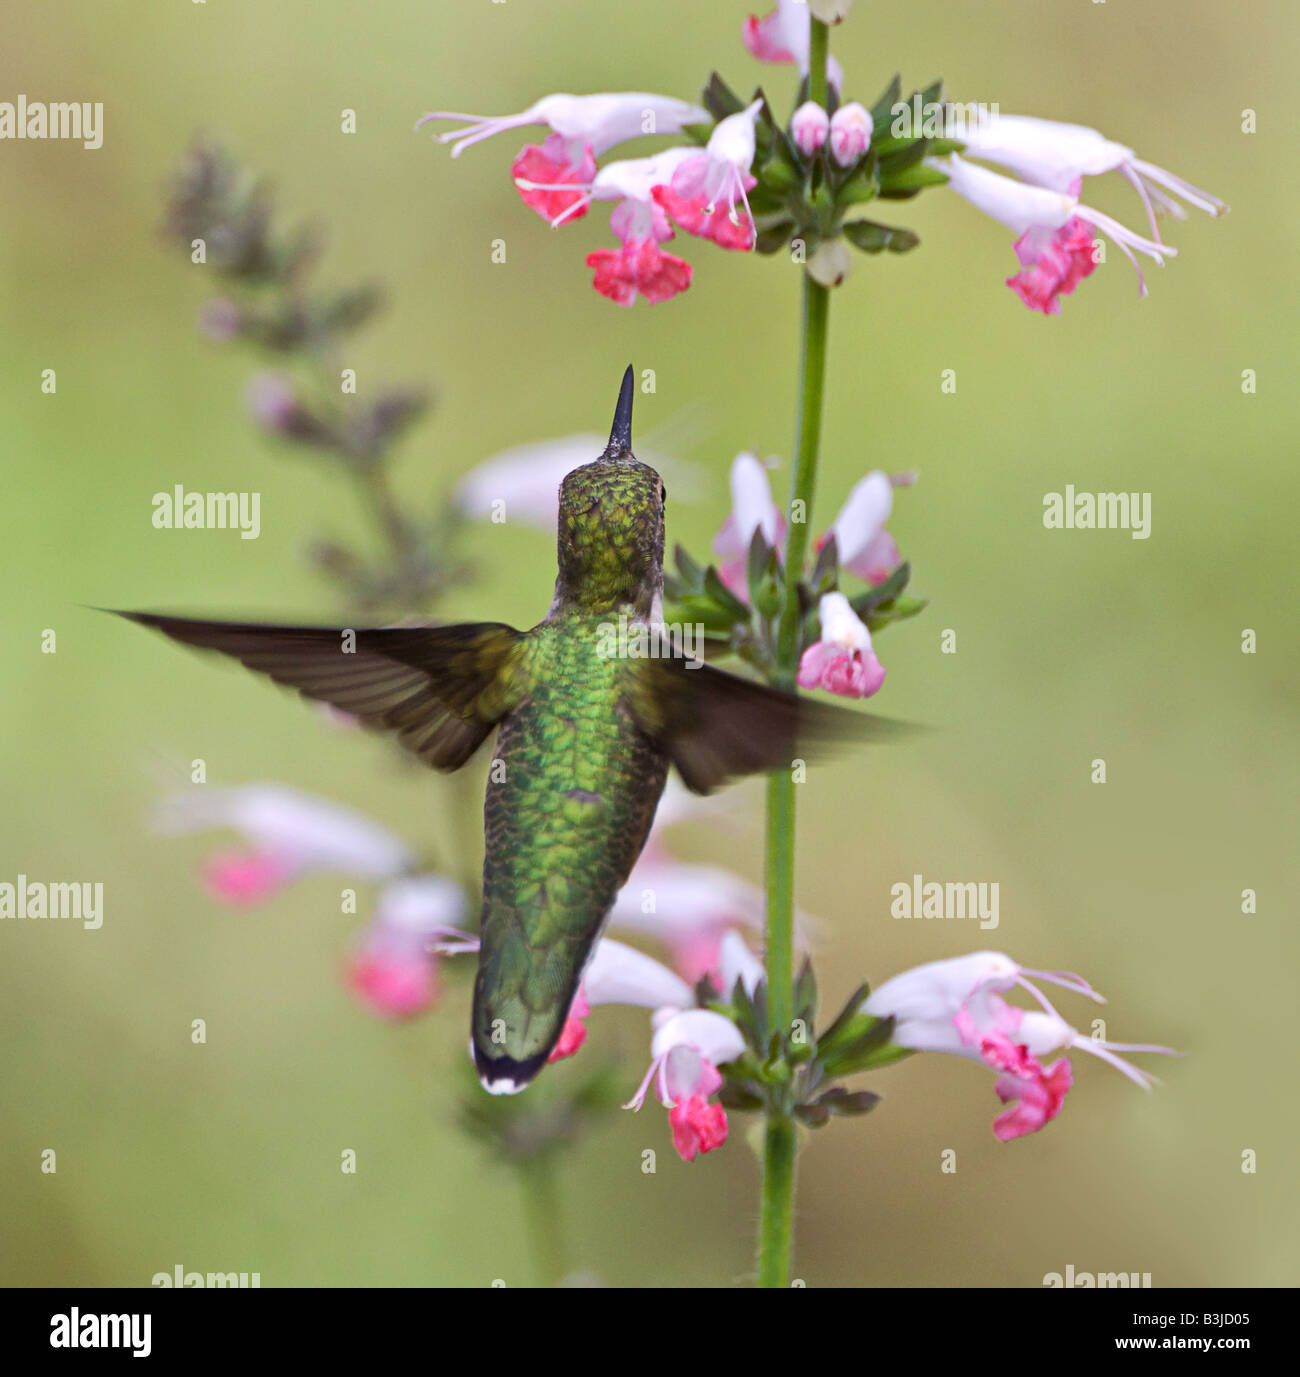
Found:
[115,367,893,1093]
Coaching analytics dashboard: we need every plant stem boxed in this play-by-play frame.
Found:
[518,1156,567,1287]
[758,16,833,1291]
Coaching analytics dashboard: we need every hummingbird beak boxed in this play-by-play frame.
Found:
[606,364,635,458]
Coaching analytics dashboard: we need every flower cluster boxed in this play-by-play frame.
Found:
[664,451,925,701]
[421,2,1222,312]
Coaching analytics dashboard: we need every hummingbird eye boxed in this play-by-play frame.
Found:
[658,481,667,505]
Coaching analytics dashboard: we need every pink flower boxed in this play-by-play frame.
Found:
[547,989,592,1062]
[1007,215,1098,315]
[791,101,829,158]
[928,152,1182,310]
[346,948,439,1020]
[626,1008,746,1162]
[154,783,415,907]
[669,1096,729,1161]
[829,102,873,167]
[817,470,902,584]
[586,237,693,306]
[743,1,844,87]
[418,92,708,160]
[510,134,597,222]
[654,101,764,251]
[864,951,1177,1140]
[798,592,886,699]
[950,113,1226,249]
[712,452,786,598]
[203,849,299,906]
[344,876,471,1020]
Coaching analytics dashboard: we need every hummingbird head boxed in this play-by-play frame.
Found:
[553,366,666,618]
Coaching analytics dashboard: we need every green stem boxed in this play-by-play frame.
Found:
[518,1156,567,1287]
[758,18,833,1290]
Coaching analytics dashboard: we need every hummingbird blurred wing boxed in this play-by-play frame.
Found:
[626,657,914,794]
[112,611,526,771]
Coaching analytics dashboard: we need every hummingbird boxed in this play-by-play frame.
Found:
[113,367,895,1094]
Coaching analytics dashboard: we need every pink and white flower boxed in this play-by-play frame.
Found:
[626,1008,747,1161]
[154,783,413,906]
[950,113,1226,248]
[652,100,764,252]
[418,92,708,160]
[712,452,785,598]
[797,592,886,699]
[928,151,1189,313]
[817,470,901,584]
[791,101,830,158]
[345,875,473,1020]
[864,951,1177,1140]
[829,102,873,167]
[744,1,844,88]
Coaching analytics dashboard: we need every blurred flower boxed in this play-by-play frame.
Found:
[863,951,1177,1140]
[828,102,873,167]
[743,0,844,87]
[511,134,599,223]
[797,592,886,699]
[818,470,900,584]
[154,783,413,906]
[928,152,1180,312]
[345,875,472,1019]
[791,101,830,157]
[626,1008,747,1162]
[244,371,335,445]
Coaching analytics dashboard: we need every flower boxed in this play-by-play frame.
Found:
[626,1007,747,1161]
[652,101,764,252]
[511,134,598,223]
[712,451,785,597]
[828,102,873,167]
[950,113,1226,246]
[928,152,1189,312]
[586,237,693,306]
[791,101,829,157]
[818,471,900,584]
[797,592,887,699]
[743,1,844,87]
[345,875,472,1020]
[864,951,1177,1140]
[154,783,413,906]
[418,92,709,160]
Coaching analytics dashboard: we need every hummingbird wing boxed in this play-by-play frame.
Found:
[625,656,913,794]
[111,611,525,771]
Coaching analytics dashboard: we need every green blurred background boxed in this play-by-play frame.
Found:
[2,0,1296,1287]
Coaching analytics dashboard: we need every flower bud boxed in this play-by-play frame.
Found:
[806,238,853,287]
[829,102,873,167]
[790,101,829,158]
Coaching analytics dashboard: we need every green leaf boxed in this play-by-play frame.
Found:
[794,958,818,1028]
[704,565,751,621]
[849,560,911,614]
[812,533,839,591]
[865,594,929,631]
[878,162,950,199]
[868,74,903,132]
[702,72,745,123]
[674,542,705,590]
[755,220,797,254]
[835,166,879,208]
[842,219,921,254]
